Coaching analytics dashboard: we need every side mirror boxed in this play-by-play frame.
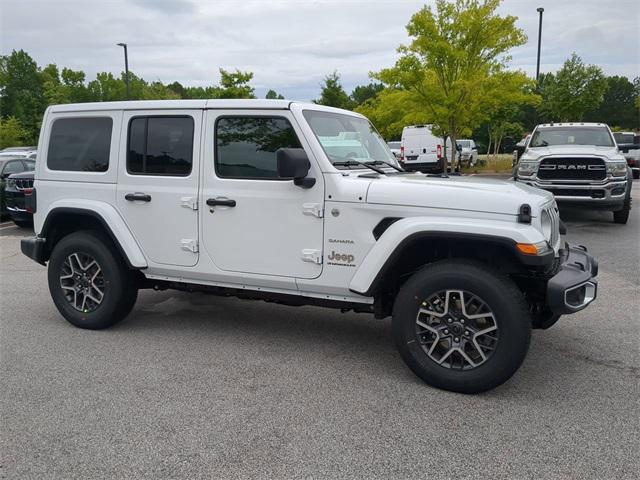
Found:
[277,148,315,188]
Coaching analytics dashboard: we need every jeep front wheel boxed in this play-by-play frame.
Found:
[48,231,138,330]
[392,260,531,393]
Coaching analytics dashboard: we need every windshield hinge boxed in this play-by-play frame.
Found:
[302,203,324,218]
[181,238,199,253]
[180,196,198,210]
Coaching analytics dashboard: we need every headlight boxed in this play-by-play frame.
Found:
[540,209,553,242]
[607,162,627,177]
[518,161,538,176]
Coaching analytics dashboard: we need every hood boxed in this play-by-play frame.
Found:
[366,174,552,217]
[522,145,621,160]
[8,171,35,179]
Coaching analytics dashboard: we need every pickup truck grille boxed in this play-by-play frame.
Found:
[537,157,606,180]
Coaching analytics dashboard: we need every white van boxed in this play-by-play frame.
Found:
[400,125,453,172]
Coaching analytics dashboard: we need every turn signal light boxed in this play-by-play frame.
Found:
[516,242,550,255]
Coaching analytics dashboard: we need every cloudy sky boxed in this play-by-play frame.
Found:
[1,0,638,100]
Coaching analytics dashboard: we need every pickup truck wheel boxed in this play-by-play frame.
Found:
[613,192,631,224]
[47,231,138,330]
[392,260,531,393]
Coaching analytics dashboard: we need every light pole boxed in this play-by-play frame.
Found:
[117,43,130,100]
[535,7,544,84]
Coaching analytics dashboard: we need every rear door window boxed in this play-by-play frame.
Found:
[47,117,113,172]
[127,116,194,176]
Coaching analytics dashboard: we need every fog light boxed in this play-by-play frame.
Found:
[565,282,596,309]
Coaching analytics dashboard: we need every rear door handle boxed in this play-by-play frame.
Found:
[206,198,236,207]
[125,193,152,202]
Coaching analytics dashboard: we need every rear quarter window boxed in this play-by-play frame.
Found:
[47,117,113,172]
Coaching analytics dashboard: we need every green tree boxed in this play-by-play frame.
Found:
[350,82,383,106]
[167,81,186,98]
[373,0,527,167]
[539,53,607,121]
[265,89,284,99]
[214,69,255,98]
[585,75,638,129]
[482,71,539,155]
[0,116,29,149]
[0,49,46,143]
[314,71,353,109]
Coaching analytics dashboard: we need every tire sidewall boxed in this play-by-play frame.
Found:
[48,232,127,329]
[393,262,531,393]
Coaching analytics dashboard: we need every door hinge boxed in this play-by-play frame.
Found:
[180,196,198,210]
[302,203,323,218]
[181,239,199,253]
[301,249,322,264]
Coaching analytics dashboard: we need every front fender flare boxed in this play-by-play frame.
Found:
[349,216,546,296]
[40,200,147,269]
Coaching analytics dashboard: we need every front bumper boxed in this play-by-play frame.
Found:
[517,176,627,204]
[546,244,598,315]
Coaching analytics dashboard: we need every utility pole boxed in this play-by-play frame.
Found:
[117,43,130,100]
[535,8,544,84]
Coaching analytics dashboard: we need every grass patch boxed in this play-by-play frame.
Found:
[463,154,513,174]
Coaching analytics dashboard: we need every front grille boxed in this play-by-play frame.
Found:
[14,178,34,190]
[537,157,606,180]
[552,189,605,198]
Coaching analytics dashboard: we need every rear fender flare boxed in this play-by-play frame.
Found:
[40,200,147,269]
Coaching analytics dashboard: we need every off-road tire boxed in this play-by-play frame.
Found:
[392,260,531,394]
[48,231,138,329]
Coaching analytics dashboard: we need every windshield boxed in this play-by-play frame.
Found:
[302,110,397,167]
[530,127,614,147]
[457,140,471,148]
[387,141,401,149]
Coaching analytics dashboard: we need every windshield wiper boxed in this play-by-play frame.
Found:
[365,160,405,172]
[332,160,386,174]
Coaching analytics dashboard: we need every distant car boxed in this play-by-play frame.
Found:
[5,171,35,227]
[512,135,530,166]
[1,156,36,219]
[0,148,37,160]
[387,141,401,159]
[456,139,478,166]
[613,131,640,179]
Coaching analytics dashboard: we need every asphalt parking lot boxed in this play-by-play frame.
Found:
[1,182,638,479]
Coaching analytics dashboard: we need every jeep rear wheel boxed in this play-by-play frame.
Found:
[48,231,138,330]
[392,260,531,393]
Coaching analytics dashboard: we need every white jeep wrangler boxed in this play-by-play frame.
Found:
[22,100,598,393]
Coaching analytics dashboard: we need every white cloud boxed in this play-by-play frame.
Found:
[1,0,638,101]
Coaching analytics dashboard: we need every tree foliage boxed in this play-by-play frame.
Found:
[0,116,29,149]
[0,50,268,145]
[372,0,527,164]
[314,71,353,109]
[265,89,284,99]
[539,53,607,121]
[585,75,639,129]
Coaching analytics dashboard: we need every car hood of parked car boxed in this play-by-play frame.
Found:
[8,171,35,180]
[521,145,623,160]
[365,173,553,217]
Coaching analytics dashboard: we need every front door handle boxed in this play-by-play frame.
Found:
[125,193,152,202]
[206,198,236,207]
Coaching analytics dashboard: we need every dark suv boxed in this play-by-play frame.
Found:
[0,157,36,227]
